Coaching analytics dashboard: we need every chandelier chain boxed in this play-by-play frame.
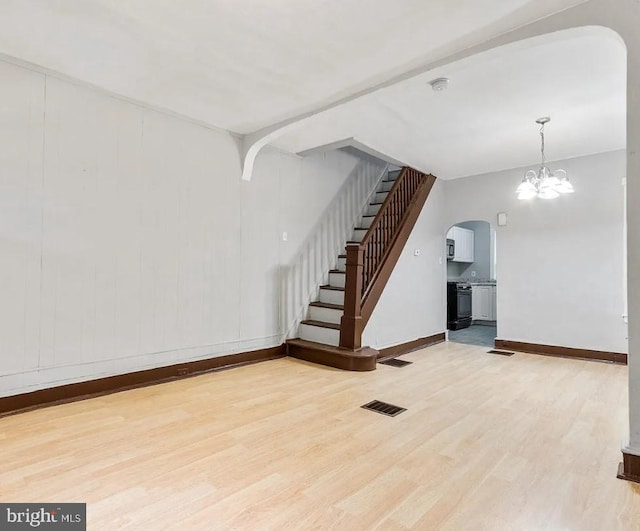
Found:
[540,122,546,165]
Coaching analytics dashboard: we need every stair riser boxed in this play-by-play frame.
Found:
[329,272,346,288]
[388,170,400,181]
[336,257,346,271]
[375,192,389,203]
[360,217,373,229]
[319,289,344,305]
[309,306,343,325]
[366,204,381,216]
[379,181,394,192]
[299,324,340,346]
[351,230,366,243]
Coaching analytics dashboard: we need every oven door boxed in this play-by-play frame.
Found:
[457,288,472,319]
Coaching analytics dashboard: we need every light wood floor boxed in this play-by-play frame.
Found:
[1,342,638,530]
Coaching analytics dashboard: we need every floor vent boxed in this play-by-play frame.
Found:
[378,358,412,368]
[487,349,515,356]
[361,400,407,417]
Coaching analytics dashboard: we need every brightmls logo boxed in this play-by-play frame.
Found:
[0,504,85,530]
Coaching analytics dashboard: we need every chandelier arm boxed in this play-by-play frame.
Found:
[540,122,546,165]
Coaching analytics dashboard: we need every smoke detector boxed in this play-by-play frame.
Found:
[429,77,450,91]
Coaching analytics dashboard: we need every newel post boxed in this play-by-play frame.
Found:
[340,244,364,350]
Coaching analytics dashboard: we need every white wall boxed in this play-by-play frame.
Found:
[0,59,368,397]
[362,180,446,349]
[443,150,627,354]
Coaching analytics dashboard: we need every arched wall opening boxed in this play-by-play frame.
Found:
[434,23,627,358]
[444,220,497,348]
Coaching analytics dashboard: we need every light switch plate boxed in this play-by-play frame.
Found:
[497,212,507,226]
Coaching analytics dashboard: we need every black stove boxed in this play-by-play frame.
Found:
[447,282,472,330]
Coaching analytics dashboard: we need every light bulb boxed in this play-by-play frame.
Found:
[554,171,573,193]
[538,187,560,199]
[539,173,560,189]
[516,179,536,195]
[517,189,537,200]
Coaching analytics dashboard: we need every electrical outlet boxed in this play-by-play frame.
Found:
[177,368,188,376]
[282,232,288,241]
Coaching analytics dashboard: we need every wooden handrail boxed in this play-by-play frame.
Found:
[340,167,436,350]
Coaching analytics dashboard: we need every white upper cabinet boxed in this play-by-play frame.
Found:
[446,226,474,263]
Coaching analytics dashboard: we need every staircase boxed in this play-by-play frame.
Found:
[287,167,436,371]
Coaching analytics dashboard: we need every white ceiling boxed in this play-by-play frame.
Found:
[273,26,627,179]
[0,0,584,134]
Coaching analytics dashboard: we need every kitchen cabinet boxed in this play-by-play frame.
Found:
[446,226,474,263]
[472,285,493,320]
[471,284,497,321]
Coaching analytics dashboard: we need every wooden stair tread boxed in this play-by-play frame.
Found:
[287,338,371,357]
[328,269,345,274]
[300,319,341,330]
[288,338,346,352]
[309,301,344,310]
[338,254,347,259]
[353,227,368,231]
[320,284,345,291]
[286,339,378,371]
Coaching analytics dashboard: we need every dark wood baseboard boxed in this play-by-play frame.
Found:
[494,339,627,365]
[0,345,286,418]
[378,332,446,360]
[617,449,640,483]
[286,339,378,371]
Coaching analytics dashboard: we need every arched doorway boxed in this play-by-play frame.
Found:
[445,220,497,348]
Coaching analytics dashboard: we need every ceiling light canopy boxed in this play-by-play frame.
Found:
[516,117,574,200]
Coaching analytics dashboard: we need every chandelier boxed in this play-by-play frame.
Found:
[516,117,574,200]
